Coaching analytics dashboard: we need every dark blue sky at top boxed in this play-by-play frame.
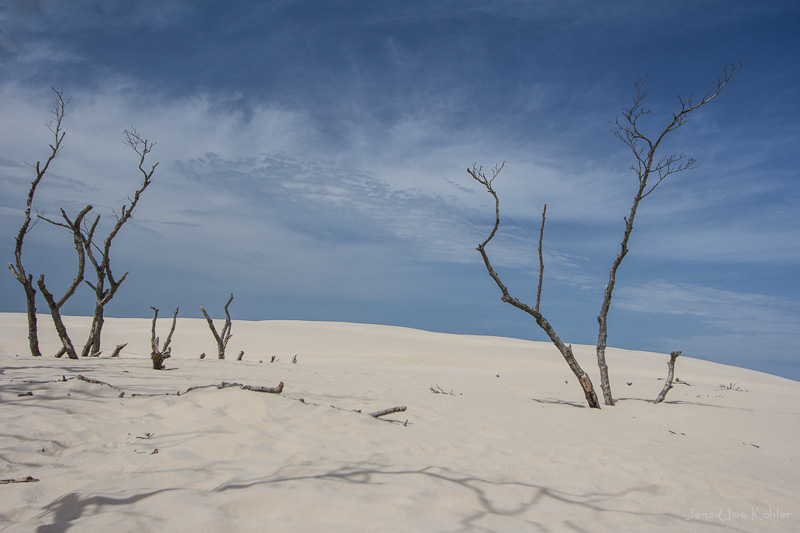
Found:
[1,1,799,380]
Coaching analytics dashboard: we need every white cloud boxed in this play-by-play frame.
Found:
[617,281,796,324]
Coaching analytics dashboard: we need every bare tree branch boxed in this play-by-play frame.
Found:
[536,204,546,313]
[79,129,158,357]
[596,60,742,406]
[468,164,600,408]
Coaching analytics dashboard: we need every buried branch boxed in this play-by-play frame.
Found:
[110,343,128,358]
[370,405,407,418]
[30,374,284,398]
[219,381,284,394]
[0,476,39,485]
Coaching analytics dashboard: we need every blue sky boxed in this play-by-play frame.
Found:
[1,1,799,380]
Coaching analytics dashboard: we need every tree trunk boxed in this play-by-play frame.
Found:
[92,308,104,354]
[81,300,104,357]
[7,267,42,357]
[654,351,681,404]
[37,276,79,359]
[150,307,178,370]
[23,280,42,357]
[503,293,600,408]
[199,293,233,360]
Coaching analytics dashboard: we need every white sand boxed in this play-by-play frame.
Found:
[1,312,798,531]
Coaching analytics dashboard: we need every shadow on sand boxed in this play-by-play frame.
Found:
[28,460,751,532]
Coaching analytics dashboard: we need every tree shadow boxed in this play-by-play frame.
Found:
[615,397,755,411]
[34,489,177,533]
[531,397,586,408]
[26,461,747,532]
[213,461,736,532]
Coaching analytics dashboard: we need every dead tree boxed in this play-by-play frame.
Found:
[596,60,742,405]
[7,89,69,358]
[77,129,158,357]
[150,306,178,370]
[199,293,234,359]
[468,163,601,408]
[654,351,681,404]
[468,62,741,409]
[37,205,94,359]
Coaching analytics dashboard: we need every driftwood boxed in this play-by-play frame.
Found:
[0,476,39,485]
[110,343,128,357]
[237,351,244,361]
[370,406,407,418]
[654,351,681,404]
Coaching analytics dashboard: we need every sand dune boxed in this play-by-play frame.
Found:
[1,313,798,531]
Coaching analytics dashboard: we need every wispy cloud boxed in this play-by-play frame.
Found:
[1,2,798,380]
[615,280,800,372]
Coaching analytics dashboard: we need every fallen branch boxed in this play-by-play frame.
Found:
[76,374,125,393]
[0,476,39,485]
[654,351,681,404]
[370,406,407,418]
[430,384,455,396]
[24,375,284,399]
[219,381,284,394]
